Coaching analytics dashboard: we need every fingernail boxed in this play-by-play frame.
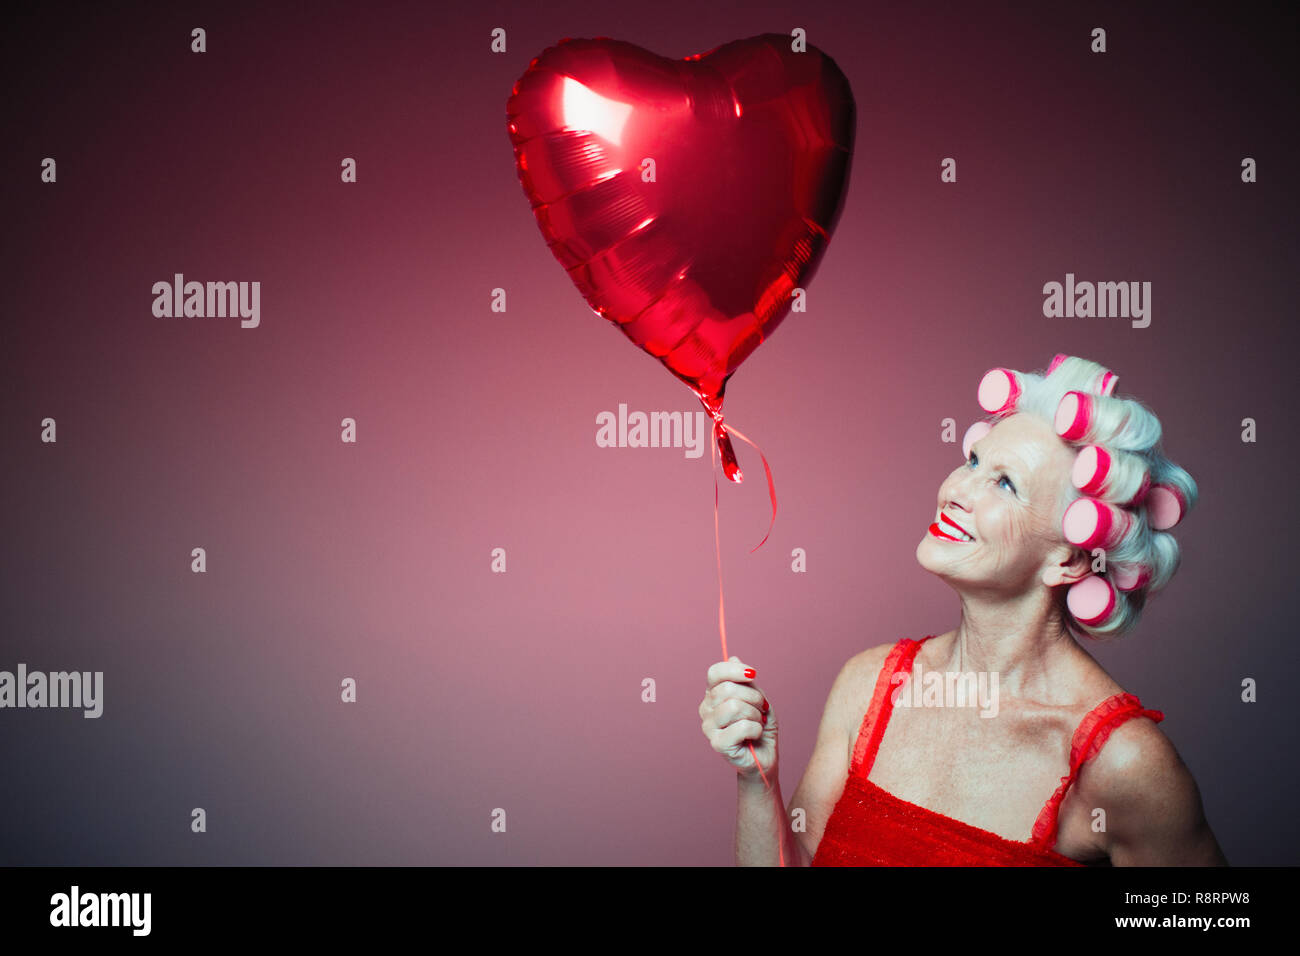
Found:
[762,699,769,713]
[743,668,756,679]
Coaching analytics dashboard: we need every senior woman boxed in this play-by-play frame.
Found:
[700,354,1227,866]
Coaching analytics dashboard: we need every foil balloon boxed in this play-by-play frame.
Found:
[506,33,855,480]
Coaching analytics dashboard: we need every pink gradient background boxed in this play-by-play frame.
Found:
[2,1,1295,864]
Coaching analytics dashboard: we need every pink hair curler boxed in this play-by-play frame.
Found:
[1067,574,1116,626]
[1044,354,1117,396]
[1071,444,1151,506]
[962,420,992,460]
[1146,483,1187,530]
[1054,390,1095,441]
[1111,562,1151,592]
[1062,497,1133,551]
[977,368,1021,416]
[1071,445,1112,495]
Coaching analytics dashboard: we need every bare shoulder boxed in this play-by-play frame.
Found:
[1078,713,1180,796]
[838,640,899,688]
[1074,712,1227,864]
[825,640,902,728]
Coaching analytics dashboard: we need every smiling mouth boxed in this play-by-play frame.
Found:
[930,514,976,543]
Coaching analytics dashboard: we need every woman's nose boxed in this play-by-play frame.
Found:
[944,467,976,505]
[946,465,977,496]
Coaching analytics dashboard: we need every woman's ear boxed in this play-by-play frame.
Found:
[1042,543,1093,588]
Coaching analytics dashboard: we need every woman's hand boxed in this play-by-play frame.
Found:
[700,656,777,778]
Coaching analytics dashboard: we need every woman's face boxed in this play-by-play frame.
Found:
[916,413,1088,593]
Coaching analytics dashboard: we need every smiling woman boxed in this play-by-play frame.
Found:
[700,353,1227,867]
[950,356,1195,639]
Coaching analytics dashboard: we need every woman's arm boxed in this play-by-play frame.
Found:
[737,645,890,866]
[1077,718,1228,865]
[737,771,807,866]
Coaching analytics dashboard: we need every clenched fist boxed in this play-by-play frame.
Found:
[700,656,777,777]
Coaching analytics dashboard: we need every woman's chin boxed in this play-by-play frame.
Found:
[916,535,944,573]
[916,535,967,583]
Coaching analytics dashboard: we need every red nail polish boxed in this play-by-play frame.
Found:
[743,668,756,679]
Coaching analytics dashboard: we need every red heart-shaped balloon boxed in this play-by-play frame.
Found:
[506,33,855,434]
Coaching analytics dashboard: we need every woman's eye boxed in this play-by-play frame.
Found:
[969,452,1014,493]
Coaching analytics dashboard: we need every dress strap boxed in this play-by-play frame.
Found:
[849,636,935,778]
[1029,692,1165,848]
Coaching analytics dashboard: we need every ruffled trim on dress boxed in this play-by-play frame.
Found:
[1029,693,1165,848]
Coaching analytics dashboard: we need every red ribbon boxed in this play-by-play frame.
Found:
[710,420,785,866]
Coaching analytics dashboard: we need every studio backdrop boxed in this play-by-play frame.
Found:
[2,0,1295,865]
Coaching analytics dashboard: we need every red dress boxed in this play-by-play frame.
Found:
[810,635,1165,866]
